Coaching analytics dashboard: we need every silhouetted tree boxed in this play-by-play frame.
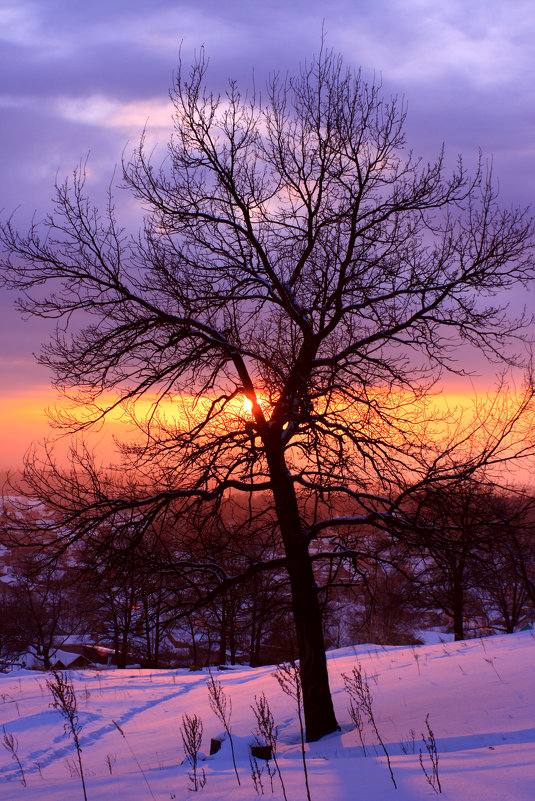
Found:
[482,490,535,631]
[2,46,535,738]
[0,583,26,669]
[407,480,508,640]
[8,551,82,668]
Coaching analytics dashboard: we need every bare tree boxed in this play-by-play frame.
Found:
[5,546,83,669]
[406,481,535,639]
[2,46,535,739]
[0,584,27,670]
[482,490,535,629]
[406,479,499,640]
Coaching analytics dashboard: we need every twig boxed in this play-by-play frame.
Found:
[274,661,312,801]
[251,692,288,801]
[207,670,240,784]
[180,713,206,791]
[47,671,88,801]
[113,720,157,800]
[419,714,442,793]
[343,664,396,788]
[2,726,26,786]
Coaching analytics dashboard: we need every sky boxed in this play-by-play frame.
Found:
[1,0,535,469]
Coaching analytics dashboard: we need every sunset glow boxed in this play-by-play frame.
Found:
[2,1,535,484]
[2,382,533,483]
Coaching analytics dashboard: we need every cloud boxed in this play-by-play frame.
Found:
[0,0,74,58]
[54,95,173,131]
[0,92,173,139]
[334,0,535,91]
[0,2,46,48]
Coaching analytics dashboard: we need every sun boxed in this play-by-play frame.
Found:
[241,393,270,418]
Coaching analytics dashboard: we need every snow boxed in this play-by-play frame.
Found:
[1,631,535,800]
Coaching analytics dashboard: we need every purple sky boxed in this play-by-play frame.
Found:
[1,0,535,463]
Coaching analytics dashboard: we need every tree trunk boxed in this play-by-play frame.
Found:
[218,600,227,665]
[42,648,51,671]
[112,618,121,666]
[188,616,198,665]
[452,582,465,641]
[249,589,258,666]
[143,598,153,666]
[119,629,129,668]
[153,617,161,668]
[265,438,338,741]
[229,599,236,665]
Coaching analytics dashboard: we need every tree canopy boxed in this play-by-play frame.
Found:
[2,47,535,740]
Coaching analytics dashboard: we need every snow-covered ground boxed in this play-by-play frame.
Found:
[1,631,534,800]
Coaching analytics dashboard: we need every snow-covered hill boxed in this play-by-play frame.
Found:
[1,631,534,800]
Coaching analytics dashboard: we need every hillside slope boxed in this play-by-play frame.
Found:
[1,631,534,800]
